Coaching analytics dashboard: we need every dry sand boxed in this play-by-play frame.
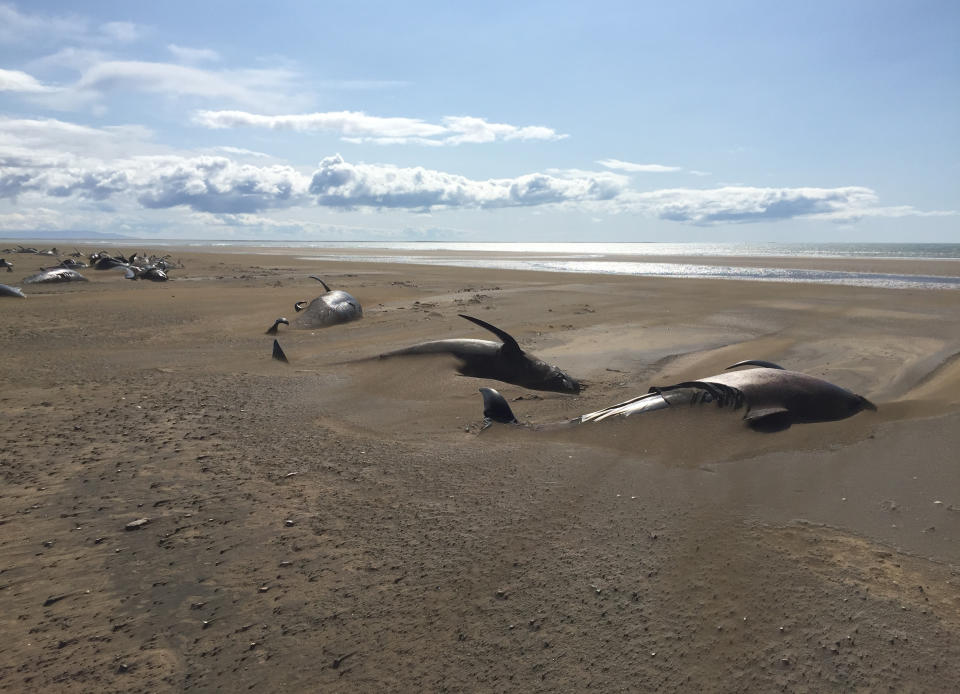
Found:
[1,246,958,692]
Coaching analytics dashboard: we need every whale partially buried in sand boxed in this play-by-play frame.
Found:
[0,283,25,298]
[291,276,362,329]
[24,268,89,284]
[480,360,875,432]
[379,314,581,394]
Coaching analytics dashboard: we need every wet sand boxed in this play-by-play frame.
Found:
[1,246,958,692]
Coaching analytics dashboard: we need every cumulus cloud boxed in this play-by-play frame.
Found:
[0,154,311,213]
[597,158,683,173]
[614,186,885,224]
[308,155,622,209]
[1,119,950,223]
[0,67,56,93]
[134,156,308,213]
[193,110,567,145]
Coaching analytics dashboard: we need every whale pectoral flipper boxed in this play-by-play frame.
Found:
[743,407,793,433]
[459,314,523,356]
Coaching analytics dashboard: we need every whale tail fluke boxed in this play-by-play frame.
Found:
[272,339,289,363]
[266,317,290,335]
[309,276,332,292]
[479,387,518,425]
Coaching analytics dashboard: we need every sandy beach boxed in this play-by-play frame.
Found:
[1,245,959,692]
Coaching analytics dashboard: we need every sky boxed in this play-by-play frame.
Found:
[0,0,957,242]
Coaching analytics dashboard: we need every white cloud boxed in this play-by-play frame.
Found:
[611,186,886,224]
[25,47,107,72]
[100,21,139,43]
[307,154,622,209]
[0,4,141,47]
[74,61,295,106]
[0,206,66,230]
[168,44,221,64]
[0,3,87,45]
[0,68,56,93]
[1,118,950,224]
[8,59,305,112]
[0,116,158,161]
[193,109,567,145]
[214,146,271,159]
[597,158,682,173]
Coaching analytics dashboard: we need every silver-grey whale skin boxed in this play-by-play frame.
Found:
[23,268,89,284]
[381,314,580,394]
[480,361,874,432]
[291,276,362,329]
[0,283,26,298]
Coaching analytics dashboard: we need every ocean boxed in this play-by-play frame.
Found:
[220,241,960,291]
[24,240,960,290]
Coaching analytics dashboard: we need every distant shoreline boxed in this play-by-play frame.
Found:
[3,238,960,260]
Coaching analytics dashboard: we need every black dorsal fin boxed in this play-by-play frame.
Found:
[479,387,518,424]
[459,314,522,355]
[309,276,331,292]
[725,359,785,371]
[272,339,289,363]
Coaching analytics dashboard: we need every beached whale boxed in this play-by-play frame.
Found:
[291,276,363,329]
[124,266,168,281]
[479,360,874,432]
[379,314,581,394]
[0,283,25,298]
[0,258,13,272]
[24,268,89,284]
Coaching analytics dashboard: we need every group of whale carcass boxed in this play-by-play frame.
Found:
[0,248,179,297]
[268,277,877,435]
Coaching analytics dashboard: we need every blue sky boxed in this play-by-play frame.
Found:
[0,1,957,241]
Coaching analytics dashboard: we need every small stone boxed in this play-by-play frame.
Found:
[284,519,295,527]
[190,602,206,610]
[116,663,129,674]
[124,518,149,531]
[279,561,292,567]
[258,585,270,593]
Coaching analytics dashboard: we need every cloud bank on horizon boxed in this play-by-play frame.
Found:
[0,2,956,241]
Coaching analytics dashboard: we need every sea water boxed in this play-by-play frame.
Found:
[109,241,960,290]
